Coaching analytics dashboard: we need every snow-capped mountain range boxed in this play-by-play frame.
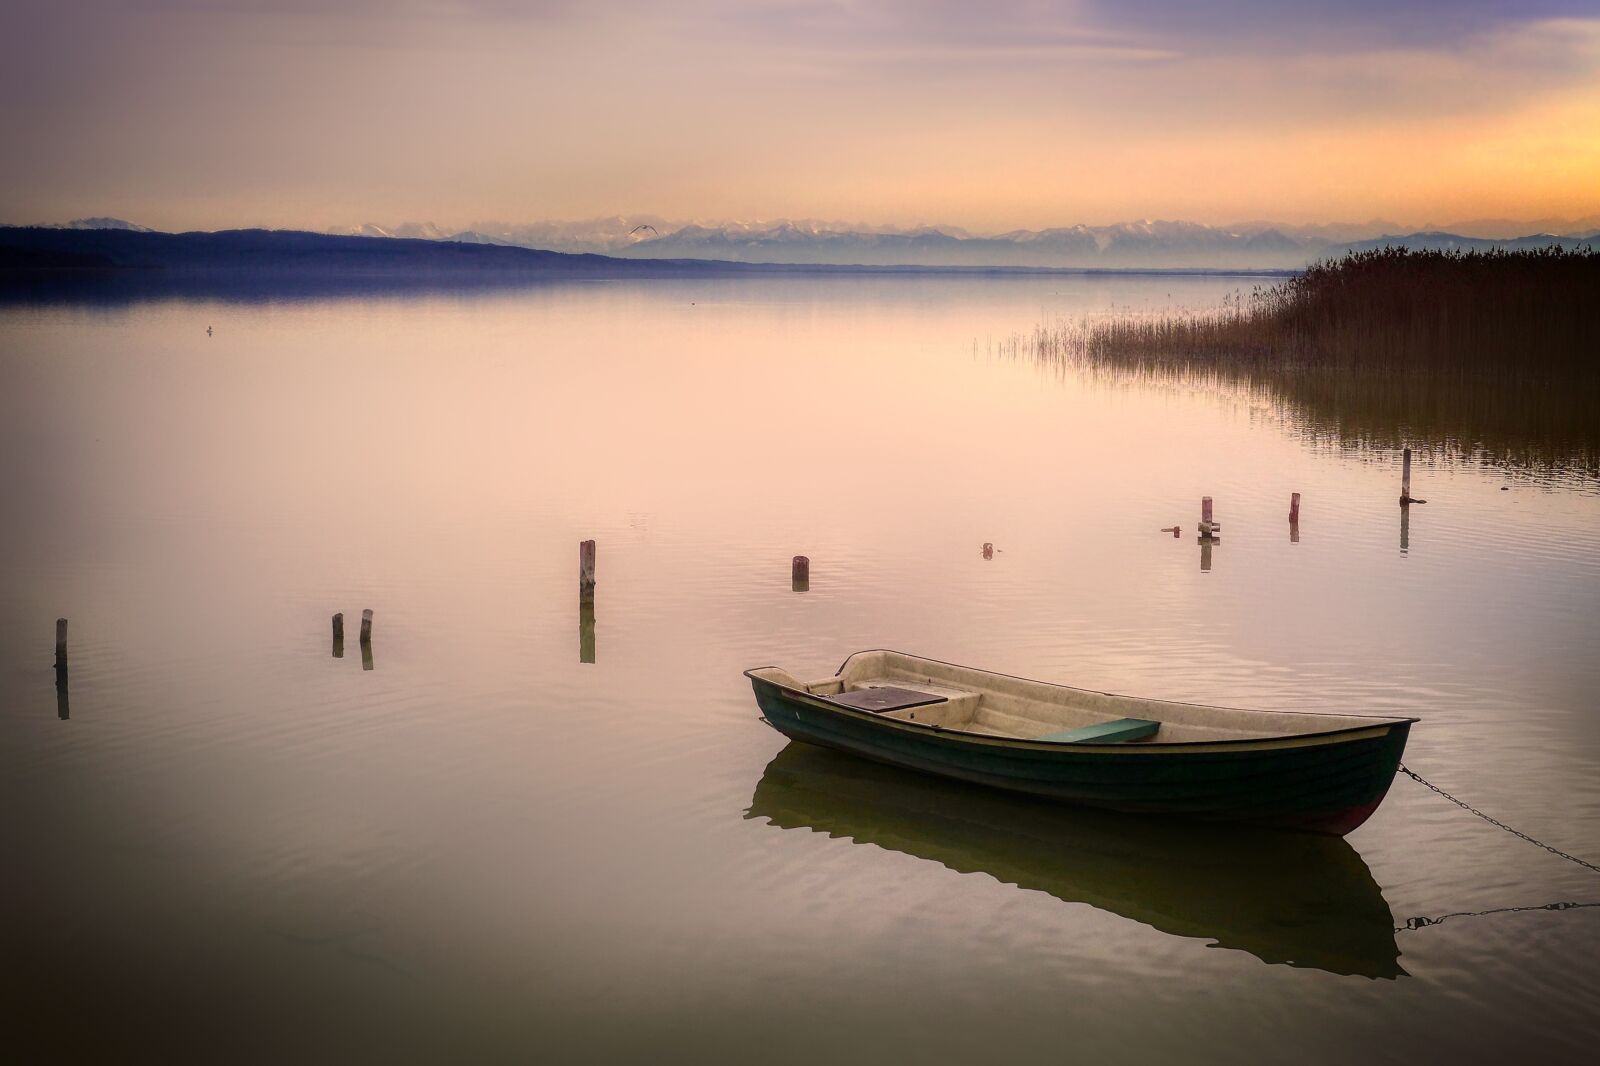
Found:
[331,215,1598,268]
[31,217,155,233]
[26,215,1599,269]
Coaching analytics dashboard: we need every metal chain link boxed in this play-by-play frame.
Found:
[1398,763,1600,875]
[1395,900,1600,933]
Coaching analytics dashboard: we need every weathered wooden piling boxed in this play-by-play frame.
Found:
[1400,449,1412,504]
[1199,497,1220,539]
[359,608,373,645]
[579,602,596,664]
[332,612,345,658]
[1290,492,1301,522]
[53,618,70,720]
[792,555,810,592]
[580,540,597,605]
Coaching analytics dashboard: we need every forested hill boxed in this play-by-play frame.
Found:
[0,226,746,277]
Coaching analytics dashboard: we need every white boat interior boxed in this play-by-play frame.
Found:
[750,650,1411,744]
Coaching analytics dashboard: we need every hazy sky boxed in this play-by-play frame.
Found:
[3,1,1598,232]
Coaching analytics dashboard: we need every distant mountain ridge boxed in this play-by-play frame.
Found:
[0,226,735,278]
[26,216,154,233]
[331,215,1599,269]
[3,220,1594,281]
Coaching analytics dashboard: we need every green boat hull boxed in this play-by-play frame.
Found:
[751,677,1411,836]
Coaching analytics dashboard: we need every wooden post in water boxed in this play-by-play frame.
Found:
[792,555,810,592]
[579,602,596,664]
[1398,448,1427,504]
[580,540,597,606]
[54,618,69,720]
[1198,496,1219,566]
[359,609,373,645]
[332,612,345,658]
[1289,492,1301,543]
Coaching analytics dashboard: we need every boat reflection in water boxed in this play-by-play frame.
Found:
[748,742,1404,979]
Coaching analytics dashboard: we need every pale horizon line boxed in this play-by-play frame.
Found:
[11,211,1600,242]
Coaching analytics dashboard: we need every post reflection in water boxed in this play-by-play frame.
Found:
[360,640,374,671]
[747,742,1404,979]
[579,601,596,664]
[1199,537,1214,573]
[1400,504,1411,554]
[55,665,69,721]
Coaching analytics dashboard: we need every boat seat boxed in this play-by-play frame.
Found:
[825,686,948,714]
[1036,718,1160,744]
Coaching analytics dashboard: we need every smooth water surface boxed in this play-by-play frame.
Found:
[3,275,1598,1063]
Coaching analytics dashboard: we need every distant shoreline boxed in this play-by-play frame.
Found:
[0,226,1296,285]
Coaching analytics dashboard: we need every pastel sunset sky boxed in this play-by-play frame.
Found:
[3,1,1598,231]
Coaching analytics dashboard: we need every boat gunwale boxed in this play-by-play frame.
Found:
[743,648,1419,753]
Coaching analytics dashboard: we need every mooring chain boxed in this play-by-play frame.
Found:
[1398,764,1600,875]
[1395,900,1600,933]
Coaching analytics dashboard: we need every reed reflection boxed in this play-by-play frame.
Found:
[747,742,1403,979]
[1019,250,1600,475]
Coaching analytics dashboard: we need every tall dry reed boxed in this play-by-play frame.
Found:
[1026,248,1600,471]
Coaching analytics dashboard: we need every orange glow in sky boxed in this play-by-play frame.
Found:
[1,2,1596,231]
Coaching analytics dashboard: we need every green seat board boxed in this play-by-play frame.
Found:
[1036,718,1160,744]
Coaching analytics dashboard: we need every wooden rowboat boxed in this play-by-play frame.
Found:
[745,650,1416,835]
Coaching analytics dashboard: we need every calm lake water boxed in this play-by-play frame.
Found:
[3,275,1598,1063]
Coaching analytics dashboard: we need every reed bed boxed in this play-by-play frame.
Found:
[1077,247,1596,373]
[1024,248,1600,472]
